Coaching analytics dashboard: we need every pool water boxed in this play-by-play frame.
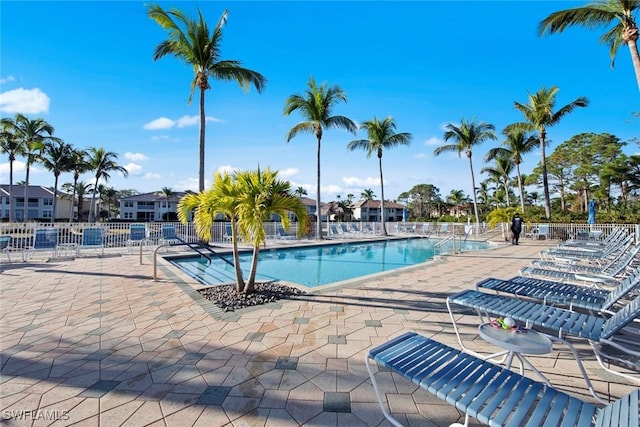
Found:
[169,238,491,288]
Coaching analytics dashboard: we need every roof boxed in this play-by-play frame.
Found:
[0,185,55,197]
[352,199,405,209]
[119,191,187,202]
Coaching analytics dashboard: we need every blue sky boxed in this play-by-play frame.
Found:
[1,1,638,203]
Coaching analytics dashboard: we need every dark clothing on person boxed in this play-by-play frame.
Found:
[511,214,523,245]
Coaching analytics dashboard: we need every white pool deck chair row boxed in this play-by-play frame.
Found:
[366,332,639,427]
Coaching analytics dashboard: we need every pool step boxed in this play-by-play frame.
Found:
[173,258,238,284]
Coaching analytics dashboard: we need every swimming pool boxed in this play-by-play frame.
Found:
[168,238,492,288]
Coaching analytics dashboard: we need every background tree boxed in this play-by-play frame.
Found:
[86,147,128,222]
[284,76,357,239]
[66,148,89,222]
[434,117,497,228]
[0,118,21,221]
[361,188,376,200]
[486,128,538,213]
[481,154,514,207]
[5,114,57,221]
[294,186,308,198]
[148,4,266,192]
[508,86,588,219]
[39,140,73,222]
[347,116,411,235]
[158,186,174,220]
[539,0,640,91]
[62,181,92,221]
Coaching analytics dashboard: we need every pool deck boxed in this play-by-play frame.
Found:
[1,237,638,426]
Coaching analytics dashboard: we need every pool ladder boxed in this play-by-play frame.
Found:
[152,237,234,280]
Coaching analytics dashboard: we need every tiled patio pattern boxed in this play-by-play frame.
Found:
[1,238,638,426]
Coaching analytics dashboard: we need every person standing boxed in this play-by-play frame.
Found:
[510,213,523,245]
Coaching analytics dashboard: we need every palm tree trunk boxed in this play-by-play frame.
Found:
[69,180,77,222]
[23,166,30,222]
[468,158,480,229]
[539,133,552,220]
[51,174,59,223]
[199,88,206,193]
[316,135,322,239]
[516,164,525,213]
[503,178,511,206]
[89,177,99,222]
[378,155,387,236]
[230,220,246,292]
[628,39,640,92]
[244,244,260,294]
[8,160,14,222]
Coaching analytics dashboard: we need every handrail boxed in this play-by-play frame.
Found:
[152,237,235,281]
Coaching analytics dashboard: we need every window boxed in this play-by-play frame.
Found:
[43,198,53,206]
[124,201,134,208]
[42,210,52,218]
[124,212,133,219]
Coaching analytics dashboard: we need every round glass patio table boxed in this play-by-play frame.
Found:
[478,323,553,384]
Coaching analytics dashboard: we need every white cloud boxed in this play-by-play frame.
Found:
[342,176,380,187]
[0,87,50,114]
[124,152,148,162]
[143,172,161,179]
[0,76,15,84]
[278,167,299,178]
[414,153,428,159]
[124,163,143,175]
[150,135,171,141]
[176,115,199,128]
[423,136,442,146]
[322,184,343,195]
[144,117,174,130]
[174,177,200,192]
[0,160,26,174]
[217,165,239,175]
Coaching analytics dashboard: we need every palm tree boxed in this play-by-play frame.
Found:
[5,114,57,221]
[157,186,174,220]
[62,181,92,221]
[66,148,89,222]
[347,116,412,235]
[86,147,128,222]
[481,154,515,207]
[434,118,497,228]
[39,140,73,222]
[361,188,376,200]
[507,86,589,219]
[294,186,308,198]
[486,129,538,213]
[284,76,357,239]
[234,168,307,293]
[539,0,640,91]
[0,117,22,221]
[148,4,267,192]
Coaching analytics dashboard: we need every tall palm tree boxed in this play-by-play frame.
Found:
[40,140,73,222]
[284,76,357,239]
[5,114,57,221]
[86,147,128,222]
[148,4,267,192]
[434,118,497,228]
[347,116,412,235]
[507,86,589,219]
[486,129,538,213]
[66,148,89,222]
[234,168,307,293]
[0,118,22,222]
[361,188,376,200]
[481,154,515,207]
[539,0,640,91]
[158,186,174,220]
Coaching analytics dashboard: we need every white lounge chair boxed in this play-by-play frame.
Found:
[77,227,104,256]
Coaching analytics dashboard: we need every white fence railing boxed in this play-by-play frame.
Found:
[1,221,638,253]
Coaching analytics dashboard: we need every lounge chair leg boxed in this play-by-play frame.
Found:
[365,355,404,427]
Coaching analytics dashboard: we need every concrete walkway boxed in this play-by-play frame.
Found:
[1,238,637,426]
